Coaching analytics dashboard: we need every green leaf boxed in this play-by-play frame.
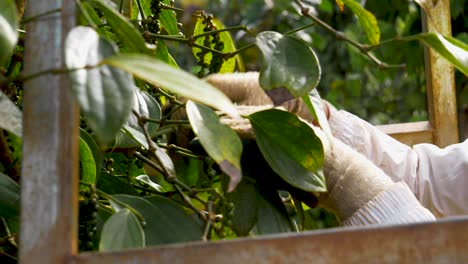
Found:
[155,40,179,68]
[186,101,243,191]
[115,89,161,148]
[99,208,145,251]
[0,0,18,66]
[159,0,179,35]
[416,33,468,76]
[79,137,97,189]
[192,17,239,73]
[65,26,135,144]
[97,172,139,195]
[254,186,292,234]
[91,0,151,53]
[0,172,20,218]
[226,180,257,236]
[113,194,203,245]
[247,109,326,192]
[342,0,380,45]
[135,175,163,191]
[80,128,103,179]
[256,31,321,97]
[173,158,202,187]
[0,91,22,137]
[101,53,239,117]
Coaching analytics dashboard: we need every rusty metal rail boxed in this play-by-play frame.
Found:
[72,217,468,264]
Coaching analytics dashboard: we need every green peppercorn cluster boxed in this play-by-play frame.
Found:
[78,186,99,251]
[148,0,162,35]
[196,13,225,77]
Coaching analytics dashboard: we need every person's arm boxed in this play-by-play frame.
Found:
[328,107,468,217]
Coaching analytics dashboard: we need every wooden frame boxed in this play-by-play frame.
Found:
[376,0,459,147]
[19,0,465,263]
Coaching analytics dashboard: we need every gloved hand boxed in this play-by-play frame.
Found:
[208,72,436,226]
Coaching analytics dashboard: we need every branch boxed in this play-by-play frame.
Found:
[294,0,406,70]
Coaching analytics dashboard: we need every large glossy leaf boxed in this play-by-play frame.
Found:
[79,137,97,190]
[113,194,203,245]
[0,0,18,66]
[0,91,22,137]
[254,186,292,235]
[101,53,239,117]
[342,0,380,45]
[226,180,257,236]
[91,0,151,54]
[0,172,20,218]
[416,33,468,76]
[247,109,326,192]
[192,17,238,73]
[65,26,135,144]
[115,89,161,148]
[97,172,139,195]
[256,31,321,97]
[186,101,243,192]
[99,208,145,251]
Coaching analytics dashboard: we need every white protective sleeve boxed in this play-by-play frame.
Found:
[328,108,468,218]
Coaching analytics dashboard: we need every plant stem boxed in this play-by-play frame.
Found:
[21,8,61,24]
[285,22,316,35]
[135,0,146,21]
[294,0,406,69]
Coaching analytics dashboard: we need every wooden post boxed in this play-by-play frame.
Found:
[422,0,459,147]
[20,0,78,263]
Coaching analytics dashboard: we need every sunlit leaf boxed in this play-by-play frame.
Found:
[0,172,20,218]
[159,0,179,35]
[0,91,22,137]
[155,40,179,68]
[0,0,18,66]
[192,17,238,73]
[79,128,102,184]
[416,32,468,76]
[99,208,145,251]
[113,194,203,245]
[101,53,239,117]
[91,0,151,53]
[65,26,135,144]
[186,101,243,192]
[342,0,380,45]
[79,137,97,190]
[256,31,321,97]
[247,109,326,192]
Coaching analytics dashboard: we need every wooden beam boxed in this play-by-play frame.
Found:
[377,121,433,146]
[422,0,459,147]
[20,0,78,263]
[73,217,468,264]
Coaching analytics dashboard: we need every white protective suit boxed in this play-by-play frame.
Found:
[328,107,468,218]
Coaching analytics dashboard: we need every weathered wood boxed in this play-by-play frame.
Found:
[20,1,78,263]
[73,217,468,264]
[422,0,459,146]
[377,121,433,146]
